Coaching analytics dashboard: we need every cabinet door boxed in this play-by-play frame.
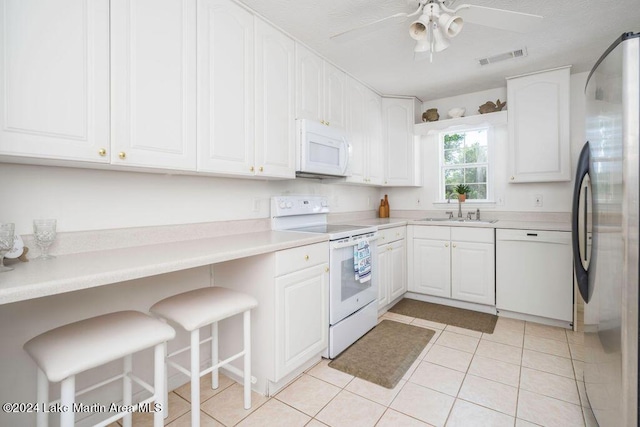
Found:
[295,43,323,123]
[111,0,197,170]
[507,66,571,182]
[0,0,109,162]
[410,238,451,298]
[377,244,390,309]
[382,97,420,186]
[197,0,254,175]
[389,239,407,301]
[451,241,495,305]
[365,88,384,185]
[254,19,296,179]
[345,77,366,183]
[323,62,346,130]
[275,263,328,381]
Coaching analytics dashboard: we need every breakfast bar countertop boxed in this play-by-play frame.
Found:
[0,230,328,306]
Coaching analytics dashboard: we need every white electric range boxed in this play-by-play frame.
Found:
[271,196,379,358]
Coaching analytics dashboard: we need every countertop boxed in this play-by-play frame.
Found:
[0,230,327,306]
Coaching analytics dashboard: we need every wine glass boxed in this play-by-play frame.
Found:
[0,223,15,272]
[33,219,57,260]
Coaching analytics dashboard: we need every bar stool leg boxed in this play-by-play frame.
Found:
[190,329,200,427]
[122,354,133,427]
[153,343,165,427]
[211,321,218,389]
[36,368,48,427]
[59,376,75,427]
[163,340,169,419]
[243,310,251,410]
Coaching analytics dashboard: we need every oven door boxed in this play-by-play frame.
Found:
[329,234,378,325]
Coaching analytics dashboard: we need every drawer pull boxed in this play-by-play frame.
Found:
[304,255,309,260]
[527,233,538,237]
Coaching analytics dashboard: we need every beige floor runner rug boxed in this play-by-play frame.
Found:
[389,298,498,334]
[328,320,435,389]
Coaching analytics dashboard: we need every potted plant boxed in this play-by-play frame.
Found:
[454,184,470,202]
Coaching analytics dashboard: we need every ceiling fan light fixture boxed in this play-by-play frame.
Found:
[409,21,427,40]
[438,13,463,38]
[431,24,450,52]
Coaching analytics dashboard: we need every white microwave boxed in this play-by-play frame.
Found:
[296,119,350,178]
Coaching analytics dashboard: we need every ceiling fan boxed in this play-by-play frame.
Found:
[331,0,543,61]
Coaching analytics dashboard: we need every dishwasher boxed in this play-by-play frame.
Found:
[496,229,573,325]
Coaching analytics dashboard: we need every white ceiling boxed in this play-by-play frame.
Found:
[235,0,640,101]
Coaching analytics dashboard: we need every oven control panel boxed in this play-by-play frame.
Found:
[271,196,329,217]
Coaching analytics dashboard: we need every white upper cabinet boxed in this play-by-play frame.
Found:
[295,44,346,129]
[346,77,383,185]
[382,97,422,186]
[197,0,254,176]
[0,0,110,163]
[111,0,197,170]
[254,18,296,179]
[506,66,571,183]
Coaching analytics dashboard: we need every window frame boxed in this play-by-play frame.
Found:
[438,125,494,202]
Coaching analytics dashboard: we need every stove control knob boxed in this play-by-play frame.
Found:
[279,201,286,209]
[321,200,328,207]
[286,201,293,208]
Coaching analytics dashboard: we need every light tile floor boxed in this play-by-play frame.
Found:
[114,313,593,427]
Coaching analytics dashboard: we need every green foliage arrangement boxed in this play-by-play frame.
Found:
[454,184,471,195]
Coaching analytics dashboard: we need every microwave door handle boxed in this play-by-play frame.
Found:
[331,235,379,250]
[341,142,351,176]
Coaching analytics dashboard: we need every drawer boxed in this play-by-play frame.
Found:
[451,227,494,243]
[411,225,450,240]
[275,242,329,276]
[378,226,406,244]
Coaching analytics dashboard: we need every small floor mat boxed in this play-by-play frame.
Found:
[388,298,498,334]
[328,320,435,389]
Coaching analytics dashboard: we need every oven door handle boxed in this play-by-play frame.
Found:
[331,235,379,250]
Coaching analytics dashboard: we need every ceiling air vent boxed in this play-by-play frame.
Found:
[478,48,527,66]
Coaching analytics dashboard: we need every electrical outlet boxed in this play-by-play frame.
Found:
[252,198,260,212]
[534,194,543,207]
[416,198,421,207]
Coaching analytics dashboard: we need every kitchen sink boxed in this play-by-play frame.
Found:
[420,218,499,224]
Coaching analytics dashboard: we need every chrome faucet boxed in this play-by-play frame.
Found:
[446,192,458,204]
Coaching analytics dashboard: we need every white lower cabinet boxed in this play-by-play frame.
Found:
[275,263,328,381]
[274,243,328,382]
[377,227,407,310]
[409,226,495,306]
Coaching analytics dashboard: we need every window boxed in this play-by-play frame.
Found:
[440,127,490,201]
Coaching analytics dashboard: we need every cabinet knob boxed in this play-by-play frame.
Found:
[118,152,126,160]
[259,166,264,172]
[325,266,329,272]
[510,176,515,181]
[445,243,449,247]
[325,121,330,126]
[98,148,107,157]
[321,120,326,125]
[452,243,457,248]
[304,255,309,260]
[250,166,255,172]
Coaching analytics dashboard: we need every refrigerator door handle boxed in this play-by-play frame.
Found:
[572,142,591,302]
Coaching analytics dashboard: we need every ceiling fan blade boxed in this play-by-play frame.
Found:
[455,4,543,33]
[330,5,422,42]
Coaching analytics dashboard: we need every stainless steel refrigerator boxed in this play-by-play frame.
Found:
[573,32,639,427]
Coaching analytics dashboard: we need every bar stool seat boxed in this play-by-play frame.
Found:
[150,287,258,427]
[24,311,175,427]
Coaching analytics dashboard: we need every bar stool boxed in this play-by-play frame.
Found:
[149,286,258,427]
[23,311,176,427]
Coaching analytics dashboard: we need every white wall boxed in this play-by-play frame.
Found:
[387,72,588,213]
[0,164,380,235]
